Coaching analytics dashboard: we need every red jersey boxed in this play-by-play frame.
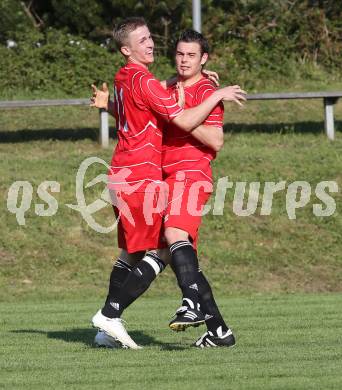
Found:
[162,77,224,184]
[109,63,183,190]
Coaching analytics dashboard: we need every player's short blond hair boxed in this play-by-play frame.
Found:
[113,17,147,50]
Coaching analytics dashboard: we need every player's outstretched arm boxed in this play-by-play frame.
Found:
[172,85,246,132]
[191,125,224,152]
[90,82,115,117]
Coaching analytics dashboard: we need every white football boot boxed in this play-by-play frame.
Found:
[94,330,121,348]
[92,310,142,350]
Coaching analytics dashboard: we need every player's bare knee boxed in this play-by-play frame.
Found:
[164,227,189,245]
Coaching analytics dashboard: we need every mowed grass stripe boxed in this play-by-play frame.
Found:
[1,294,341,390]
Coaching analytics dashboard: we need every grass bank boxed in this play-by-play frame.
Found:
[0,98,341,300]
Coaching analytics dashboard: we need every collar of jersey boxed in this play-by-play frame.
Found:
[183,75,208,90]
[169,75,207,91]
[125,62,149,72]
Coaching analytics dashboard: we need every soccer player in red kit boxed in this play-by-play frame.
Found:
[163,30,235,347]
[90,17,246,349]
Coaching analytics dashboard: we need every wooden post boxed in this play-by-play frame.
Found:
[323,98,338,141]
[99,109,109,148]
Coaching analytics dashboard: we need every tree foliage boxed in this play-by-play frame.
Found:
[0,0,341,96]
[0,0,32,40]
[2,1,341,65]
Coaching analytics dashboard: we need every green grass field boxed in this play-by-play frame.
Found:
[0,93,341,389]
[0,98,341,300]
[1,294,341,390]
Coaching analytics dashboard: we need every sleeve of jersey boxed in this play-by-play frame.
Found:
[197,85,224,128]
[134,73,183,121]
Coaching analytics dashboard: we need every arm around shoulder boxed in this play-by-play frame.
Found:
[171,90,223,132]
[191,125,224,152]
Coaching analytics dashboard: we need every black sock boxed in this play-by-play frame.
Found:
[102,258,132,316]
[170,241,201,311]
[101,252,165,318]
[197,269,229,336]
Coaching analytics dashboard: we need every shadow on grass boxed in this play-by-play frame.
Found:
[0,121,341,143]
[11,328,187,351]
[223,120,342,134]
[0,127,113,143]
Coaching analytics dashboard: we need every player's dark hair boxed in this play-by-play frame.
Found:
[113,17,148,50]
[175,29,210,56]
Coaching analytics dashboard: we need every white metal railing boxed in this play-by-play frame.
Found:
[0,91,341,146]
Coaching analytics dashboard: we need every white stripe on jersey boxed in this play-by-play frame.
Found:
[149,101,181,109]
[110,161,161,169]
[169,108,183,117]
[126,143,161,154]
[163,159,200,168]
[108,178,164,185]
[147,78,178,101]
[151,106,183,118]
[178,169,213,182]
[163,156,212,168]
[131,70,146,95]
[125,120,159,139]
[198,87,215,98]
[204,120,223,124]
[164,144,206,151]
[198,82,215,87]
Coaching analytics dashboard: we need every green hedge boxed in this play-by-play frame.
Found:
[0,29,177,99]
[0,28,341,100]
[0,29,123,99]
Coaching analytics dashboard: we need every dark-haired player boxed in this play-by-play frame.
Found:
[161,29,235,347]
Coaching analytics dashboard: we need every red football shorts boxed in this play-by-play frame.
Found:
[110,186,168,253]
[163,178,212,249]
